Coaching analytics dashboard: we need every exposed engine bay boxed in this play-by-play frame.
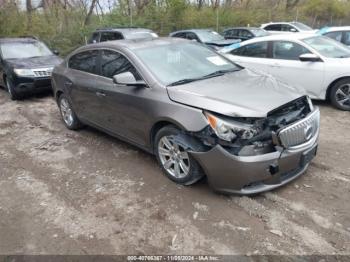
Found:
[192,96,312,156]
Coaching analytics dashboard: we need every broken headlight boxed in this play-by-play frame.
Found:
[204,111,260,142]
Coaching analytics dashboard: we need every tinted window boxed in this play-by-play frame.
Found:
[324,31,343,42]
[100,32,123,42]
[186,32,199,41]
[224,29,238,38]
[173,33,186,38]
[343,31,350,45]
[265,24,281,31]
[90,32,100,43]
[273,41,310,60]
[239,30,253,38]
[69,50,99,74]
[231,42,268,58]
[100,50,141,80]
[282,24,297,32]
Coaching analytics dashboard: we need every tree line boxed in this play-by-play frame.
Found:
[0,0,349,55]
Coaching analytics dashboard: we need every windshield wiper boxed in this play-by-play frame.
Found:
[167,78,202,87]
[167,69,239,87]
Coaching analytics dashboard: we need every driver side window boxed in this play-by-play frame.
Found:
[100,50,141,80]
[272,41,311,60]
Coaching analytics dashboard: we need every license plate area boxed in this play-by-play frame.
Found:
[300,145,317,167]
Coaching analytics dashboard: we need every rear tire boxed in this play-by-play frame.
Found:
[330,79,350,111]
[5,77,19,100]
[58,94,83,130]
[154,125,204,186]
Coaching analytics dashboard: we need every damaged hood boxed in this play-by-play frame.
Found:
[5,55,63,69]
[167,69,304,118]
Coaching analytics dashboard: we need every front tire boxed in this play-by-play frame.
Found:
[5,77,19,100]
[330,79,350,111]
[58,94,83,130]
[154,126,204,185]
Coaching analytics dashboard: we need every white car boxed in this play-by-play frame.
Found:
[317,26,350,46]
[220,33,350,110]
[261,22,315,35]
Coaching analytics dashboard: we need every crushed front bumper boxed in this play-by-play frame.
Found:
[190,108,320,195]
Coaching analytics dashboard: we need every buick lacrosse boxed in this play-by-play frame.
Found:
[52,38,319,195]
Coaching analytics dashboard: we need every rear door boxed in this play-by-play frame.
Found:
[66,50,101,124]
[269,40,325,98]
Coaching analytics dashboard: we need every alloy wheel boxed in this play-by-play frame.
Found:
[158,136,190,179]
[335,84,350,109]
[60,98,74,127]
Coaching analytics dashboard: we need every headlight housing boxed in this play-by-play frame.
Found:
[13,68,35,77]
[204,111,260,142]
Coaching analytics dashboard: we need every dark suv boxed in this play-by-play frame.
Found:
[88,27,158,44]
[0,37,62,100]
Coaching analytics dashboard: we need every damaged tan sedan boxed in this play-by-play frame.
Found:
[52,38,320,195]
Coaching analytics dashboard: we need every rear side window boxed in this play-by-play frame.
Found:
[100,50,141,80]
[343,31,350,45]
[231,42,268,58]
[264,24,282,31]
[325,31,343,42]
[90,32,100,43]
[272,41,311,60]
[69,50,99,74]
[281,24,297,32]
[173,33,186,38]
[223,29,237,38]
[100,32,124,42]
[239,30,253,38]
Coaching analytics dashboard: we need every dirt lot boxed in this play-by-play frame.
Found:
[0,90,349,255]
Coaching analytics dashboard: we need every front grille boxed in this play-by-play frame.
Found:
[33,68,53,77]
[278,108,320,148]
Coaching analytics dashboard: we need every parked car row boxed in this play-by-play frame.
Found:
[0,21,348,195]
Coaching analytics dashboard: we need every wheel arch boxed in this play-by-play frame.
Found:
[326,76,350,100]
[150,119,186,153]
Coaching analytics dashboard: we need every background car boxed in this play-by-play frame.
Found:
[169,29,240,50]
[52,38,319,195]
[261,22,314,35]
[0,36,62,100]
[220,33,350,110]
[318,26,350,46]
[222,27,269,41]
[88,27,158,43]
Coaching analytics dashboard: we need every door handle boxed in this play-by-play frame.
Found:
[64,81,73,87]
[96,91,106,97]
[271,63,281,68]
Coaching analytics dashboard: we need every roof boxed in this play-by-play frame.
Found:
[222,27,262,31]
[78,37,188,52]
[169,29,216,35]
[242,33,316,43]
[318,26,350,34]
[94,27,153,33]
[0,37,39,44]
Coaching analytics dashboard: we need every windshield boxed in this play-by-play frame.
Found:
[196,31,225,42]
[125,32,158,40]
[134,42,239,85]
[0,41,53,59]
[251,29,269,37]
[291,22,313,31]
[303,36,350,58]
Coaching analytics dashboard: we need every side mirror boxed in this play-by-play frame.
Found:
[290,28,297,33]
[113,72,146,87]
[299,53,321,62]
[53,49,60,55]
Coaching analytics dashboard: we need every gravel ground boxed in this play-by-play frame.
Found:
[0,90,349,255]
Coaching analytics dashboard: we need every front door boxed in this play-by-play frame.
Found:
[268,40,325,98]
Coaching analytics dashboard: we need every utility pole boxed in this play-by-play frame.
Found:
[129,0,133,26]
